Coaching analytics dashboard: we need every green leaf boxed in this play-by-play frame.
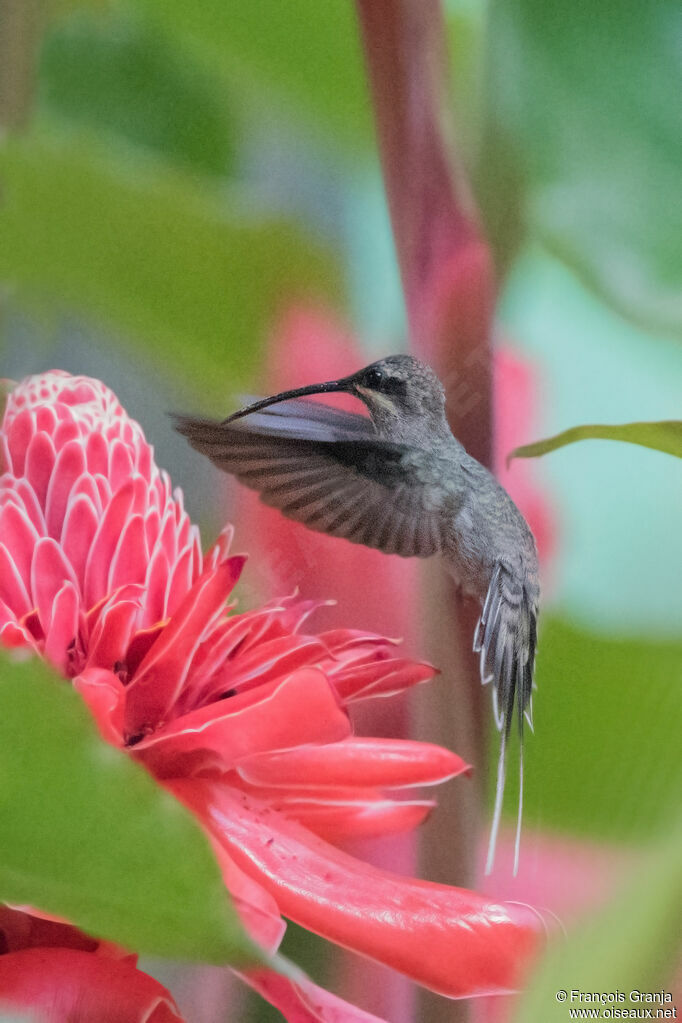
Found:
[0,652,259,965]
[480,0,682,335]
[0,131,342,402]
[513,823,682,1022]
[40,11,235,177]
[48,0,107,15]
[508,421,682,465]
[493,617,682,841]
[126,0,371,153]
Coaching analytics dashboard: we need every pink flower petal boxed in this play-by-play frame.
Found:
[124,557,246,736]
[84,583,144,641]
[238,968,386,1023]
[208,842,285,951]
[0,499,40,588]
[85,430,109,476]
[143,506,160,552]
[86,599,141,672]
[73,668,126,745]
[0,906,98,954]
[0,947,184,1022]
[142,544,172,628]
[43,582,80,673]
[108,439,135,492]
[0,542,32,617]
[133,668,351,777]
[30,537,79,640]
[34,404,59,436]
[0,619,36,650]
[226,601,292,654]
[24,430,56,510]
[229,782,434,841]
[205,523,234,569]
[320,630,402,655]
[0,598,16,629]
[136,437,153,480]
[79,471,105,515]
[191,605,284,681]
[165,542,195,617]
[45,439,87,540]
[60,492,100,592]
[4,408,34,476]
[172,613,242,710]
[174,782,544,1000]
[237,595,329,649]
[10,477,47,534]
[295,800,432,842]
[222,635,333,695]
[84,480,140,606]
[159,507,179,565]
[332,658,437,702]
[53,418,80,452]
[123,622,166,678]
[108,513,148,592]
[238,738,470,789]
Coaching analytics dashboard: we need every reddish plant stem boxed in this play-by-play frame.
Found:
[356,2,496,1018]
[355,0,494,457]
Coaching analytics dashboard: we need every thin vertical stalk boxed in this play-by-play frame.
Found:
[356,2,496,1018]
[0,0,43,131]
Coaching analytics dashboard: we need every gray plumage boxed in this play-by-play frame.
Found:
[173,354,539,873]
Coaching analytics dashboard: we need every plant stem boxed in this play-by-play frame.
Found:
[0,0,43,131]
[356,2,496,1018]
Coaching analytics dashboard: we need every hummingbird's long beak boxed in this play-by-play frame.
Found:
[221,375,356,424]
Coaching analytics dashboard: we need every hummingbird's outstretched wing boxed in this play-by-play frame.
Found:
[173,401,448,558]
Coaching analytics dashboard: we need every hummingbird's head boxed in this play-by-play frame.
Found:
[222,354,447,442]
[350,355,446,424]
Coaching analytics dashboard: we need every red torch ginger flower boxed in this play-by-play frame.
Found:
[0,371,545,1020]
[0,907,182,1022]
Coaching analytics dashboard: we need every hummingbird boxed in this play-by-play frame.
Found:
[173,354,539,874]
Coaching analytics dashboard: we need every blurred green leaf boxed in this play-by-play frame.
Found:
[0,131,341,402]
[40,10,234,176]
[129,0,371,152]
[509,421,682,465]
[48,0,107,15]
[495,616,682,840]
[0,652,259,964]
[514,823,682,1022]
[480,0,682,335]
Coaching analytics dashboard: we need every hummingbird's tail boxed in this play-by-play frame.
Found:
[473,562,538,876]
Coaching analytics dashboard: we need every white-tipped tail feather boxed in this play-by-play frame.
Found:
[474,562,538,876]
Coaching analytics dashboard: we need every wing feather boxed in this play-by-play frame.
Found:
[173,406,448,558]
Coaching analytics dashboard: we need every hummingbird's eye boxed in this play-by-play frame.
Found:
[363,367,384,390]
